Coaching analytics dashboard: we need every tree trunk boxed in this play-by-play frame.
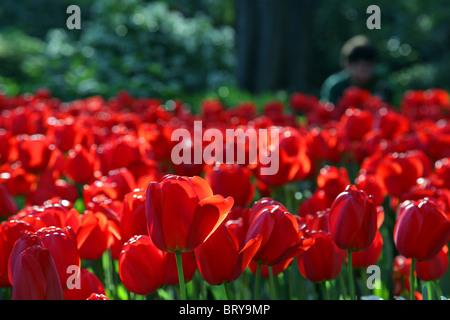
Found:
[235,0,316,94]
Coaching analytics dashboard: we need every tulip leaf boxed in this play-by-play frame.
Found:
[74,198,85,214]
[422,285,428,300]
[156,288,172,300]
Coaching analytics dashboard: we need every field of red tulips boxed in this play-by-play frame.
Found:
[0,86,449,301]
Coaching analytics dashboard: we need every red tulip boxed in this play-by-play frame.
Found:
[63,268,106,300]
[394,198,450,261]
[195,220,262,285]
[10,244,63,300]
[352,230,384,268]
[76,211,112,260]
[355,172,386,206]
[0,129,11,165]
[16,134,53,173]
[46,116,77,152]
[36,226,80,289]
[0,220,34,285]
[415,245,448,282]
[0,183,17,217]
[65,144,96,184]
[296,210,346,283]
[372,108,410,140]
[83,168,136,203]
[111,134,147,171]
[145,174,234,252]
[246,198,314,266]
[119,235,167,295]
[87,293,109,300]
[8,231,43,282]
[14,200,81,233]
[339,107,373,141]
[2,163,35,196]
[328,185,378,251]
[435,157,450,189]
[289,93,319,113]
[256,127,311,187]
[338,87,372,110]
[316,166,350,199]
[205,163,255,208]
[375,151,425,198]
[297,189,333,218]
[297,231,346,282]
[120,188,148,243]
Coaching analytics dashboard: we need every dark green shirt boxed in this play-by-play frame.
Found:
[320,70,391,105]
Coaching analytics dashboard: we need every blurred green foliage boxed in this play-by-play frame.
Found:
[0,0,235,101]
[0,0,448,103]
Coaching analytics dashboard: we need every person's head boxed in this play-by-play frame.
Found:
[340,35,378,86]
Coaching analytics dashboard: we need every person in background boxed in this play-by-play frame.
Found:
[320,35,391,105]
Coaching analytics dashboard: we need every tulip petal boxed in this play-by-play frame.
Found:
[186,195,233,251]
[232,235,262,281]
[145,182,166,251]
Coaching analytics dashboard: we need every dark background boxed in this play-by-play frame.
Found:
[0,0,449,108]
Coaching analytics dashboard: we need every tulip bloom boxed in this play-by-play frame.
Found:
[339,107,374,141]
[36,226,80,289]
[87,293,109,300]
[415,245,448,282]
[297,189,334,218]
[145,174,234,253]
[256,127,311,187]
[76,211,112,260]
[120,188,149,243]
[435,158,450,190]
[0,220,34,285]
[8,231,43,282]
[0,184,17,217]
[64,144,96,184]
[328,185,377,300]
[195,221,262,285]
[64,268,106,300]
[118,235,167,295]
[394,199,450,261]
[328,185,378,251]
[355,172,386,206]
[16,134,52,173]
[352,230,384,269]
[297,231,346,283]
[316,166,350,200]
[246,198,314,266]
[205,164,255,208]
[375,151,425,198]
[296,210,346,283]
[394,198,450,300]
[10,244,63,300]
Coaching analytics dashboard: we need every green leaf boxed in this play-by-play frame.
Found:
[74,198,85,214]
[422,285,429,300]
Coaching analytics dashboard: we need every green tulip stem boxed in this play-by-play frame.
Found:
[254,262,262,300]
[268,266,278,300]
[347,250,355,300]
[410,259,416,301]
[175,251,187,300]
